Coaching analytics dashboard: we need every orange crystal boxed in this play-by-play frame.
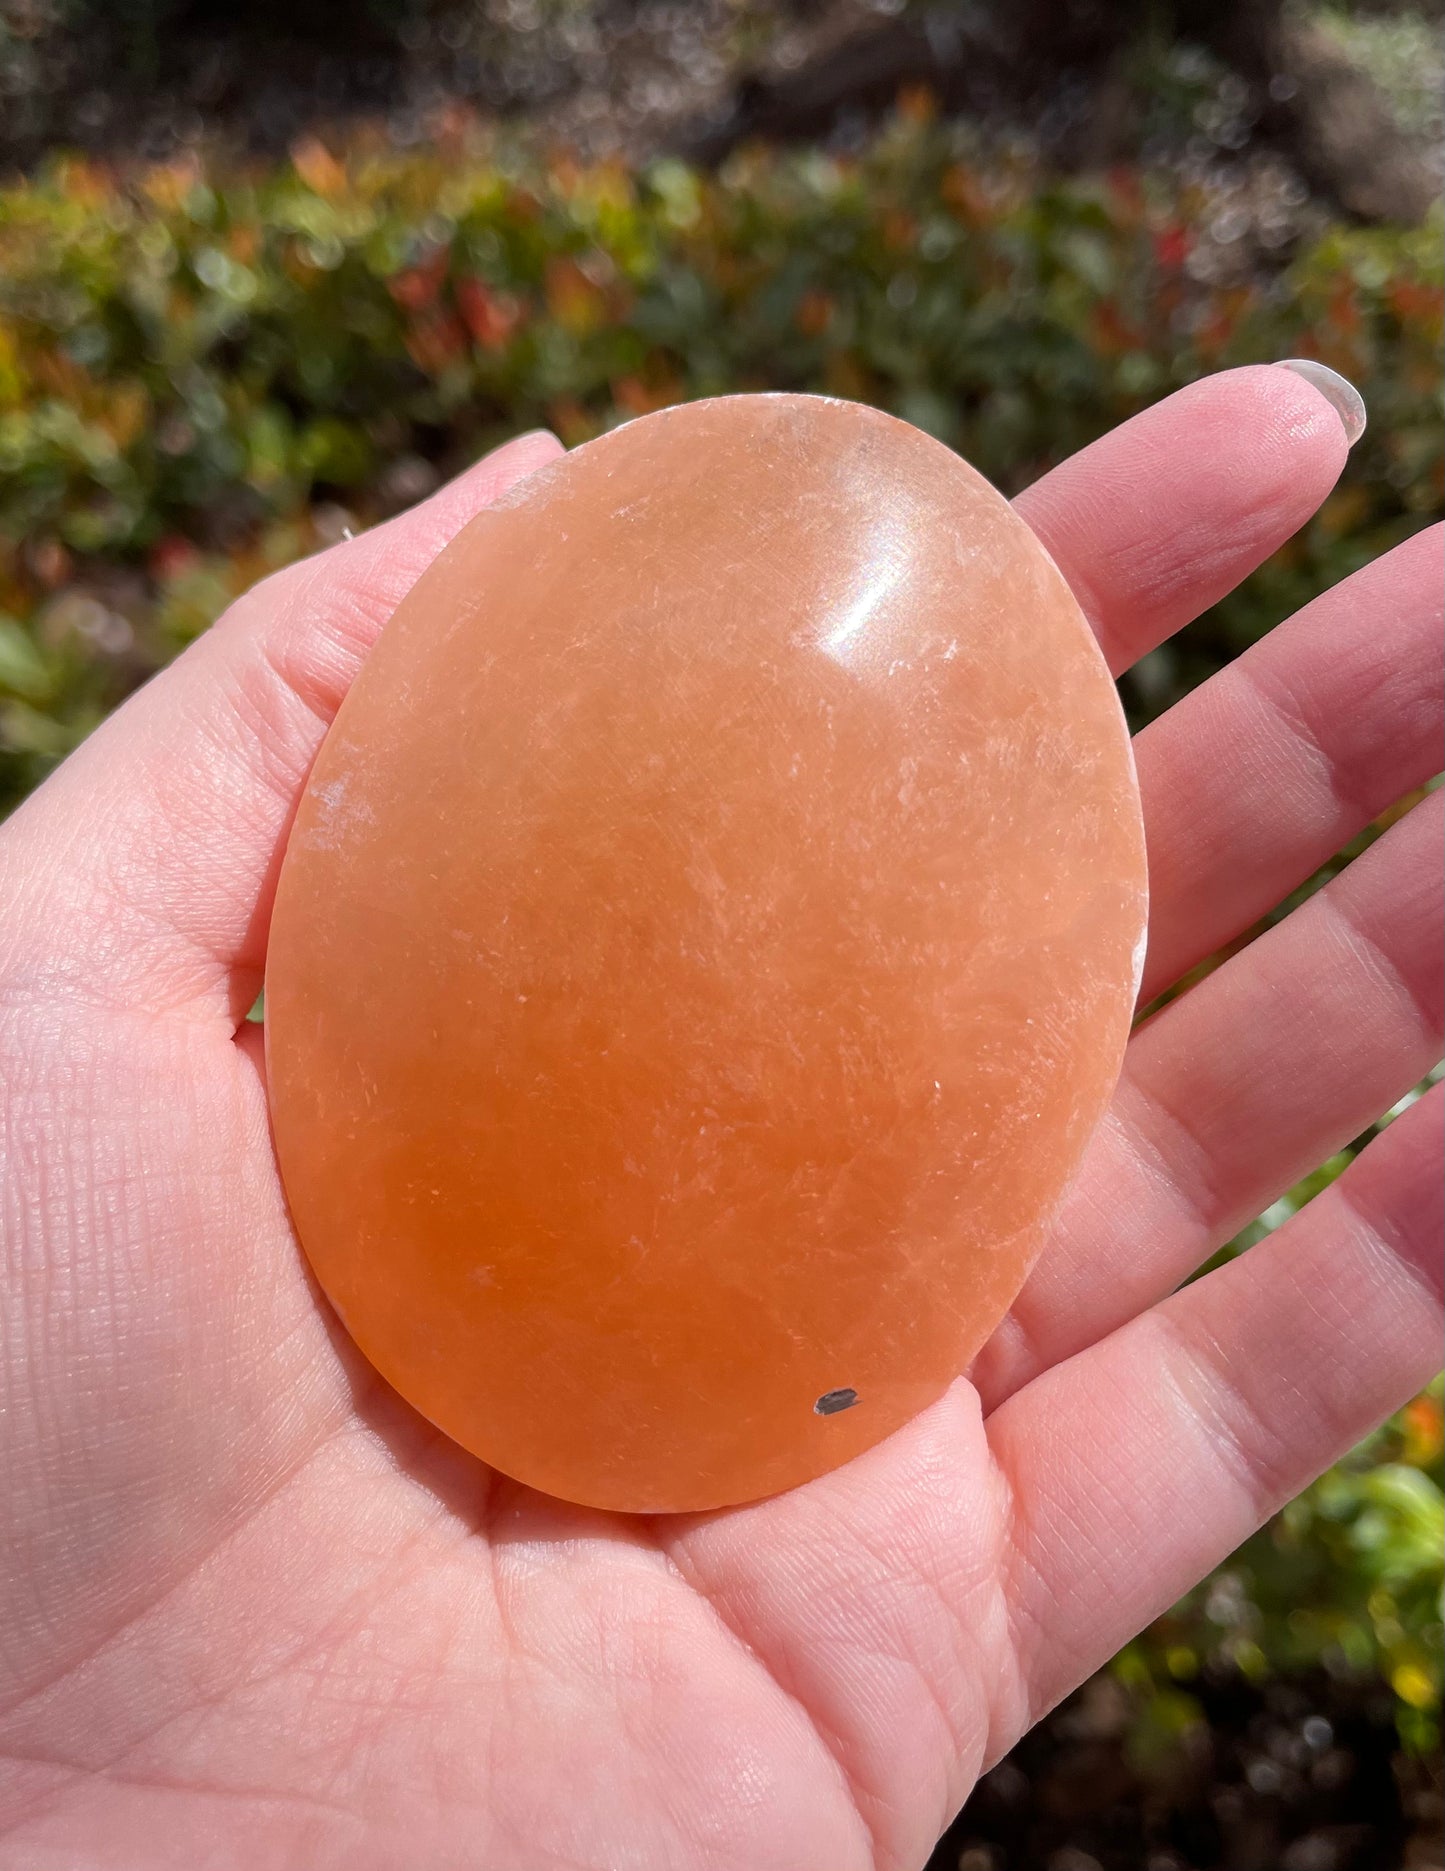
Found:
[265,394,1147,1512]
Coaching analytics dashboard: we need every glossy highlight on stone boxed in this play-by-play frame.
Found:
[265,394,1147,1513]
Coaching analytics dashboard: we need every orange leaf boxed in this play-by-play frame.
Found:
[795,288,835,337]
[291,137,347,199]
[457,278,525,351]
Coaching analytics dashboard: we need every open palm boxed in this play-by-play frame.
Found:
[2,369,1440,1871]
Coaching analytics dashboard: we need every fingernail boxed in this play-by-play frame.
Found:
[1274,359,1367,448]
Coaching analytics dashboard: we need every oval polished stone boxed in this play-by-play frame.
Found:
[265,394,1147,1513]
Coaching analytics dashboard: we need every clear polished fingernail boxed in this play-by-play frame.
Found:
[1274,359,1367,448]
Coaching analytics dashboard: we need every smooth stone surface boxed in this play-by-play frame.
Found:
[265,393,1147,1513]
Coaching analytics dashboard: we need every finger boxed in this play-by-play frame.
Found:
[1137,523,1444,1003]
[986,1085,1442,1736]
[1014,364,1348,675]
[0,432,564,1023]
[975,790,1444,1409]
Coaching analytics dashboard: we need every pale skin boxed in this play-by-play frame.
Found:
[0,366,1441,1871]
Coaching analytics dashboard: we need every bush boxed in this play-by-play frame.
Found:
[0,115,1441,812]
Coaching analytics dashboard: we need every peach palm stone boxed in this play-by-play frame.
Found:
[265,394,1147,1513]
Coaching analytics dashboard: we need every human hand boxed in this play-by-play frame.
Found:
[1,371,1440,1870]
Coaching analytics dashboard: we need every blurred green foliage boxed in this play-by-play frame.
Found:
[0,113,1441,811]
[0,112,1439,1760]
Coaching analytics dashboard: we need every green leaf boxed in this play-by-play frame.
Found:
[0,617,53,703]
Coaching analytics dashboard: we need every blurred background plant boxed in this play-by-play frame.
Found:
[0,4,1439,1867]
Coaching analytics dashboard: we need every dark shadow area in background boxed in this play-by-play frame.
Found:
[2,0,1441,226]
[932,1669,1429,1871]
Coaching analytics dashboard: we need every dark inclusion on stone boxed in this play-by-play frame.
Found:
[814,1387,859,1416]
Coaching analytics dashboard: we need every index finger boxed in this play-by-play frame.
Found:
[1014,363,1349,675]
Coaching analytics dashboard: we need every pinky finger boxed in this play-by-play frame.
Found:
[986,1088,1443,1742]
